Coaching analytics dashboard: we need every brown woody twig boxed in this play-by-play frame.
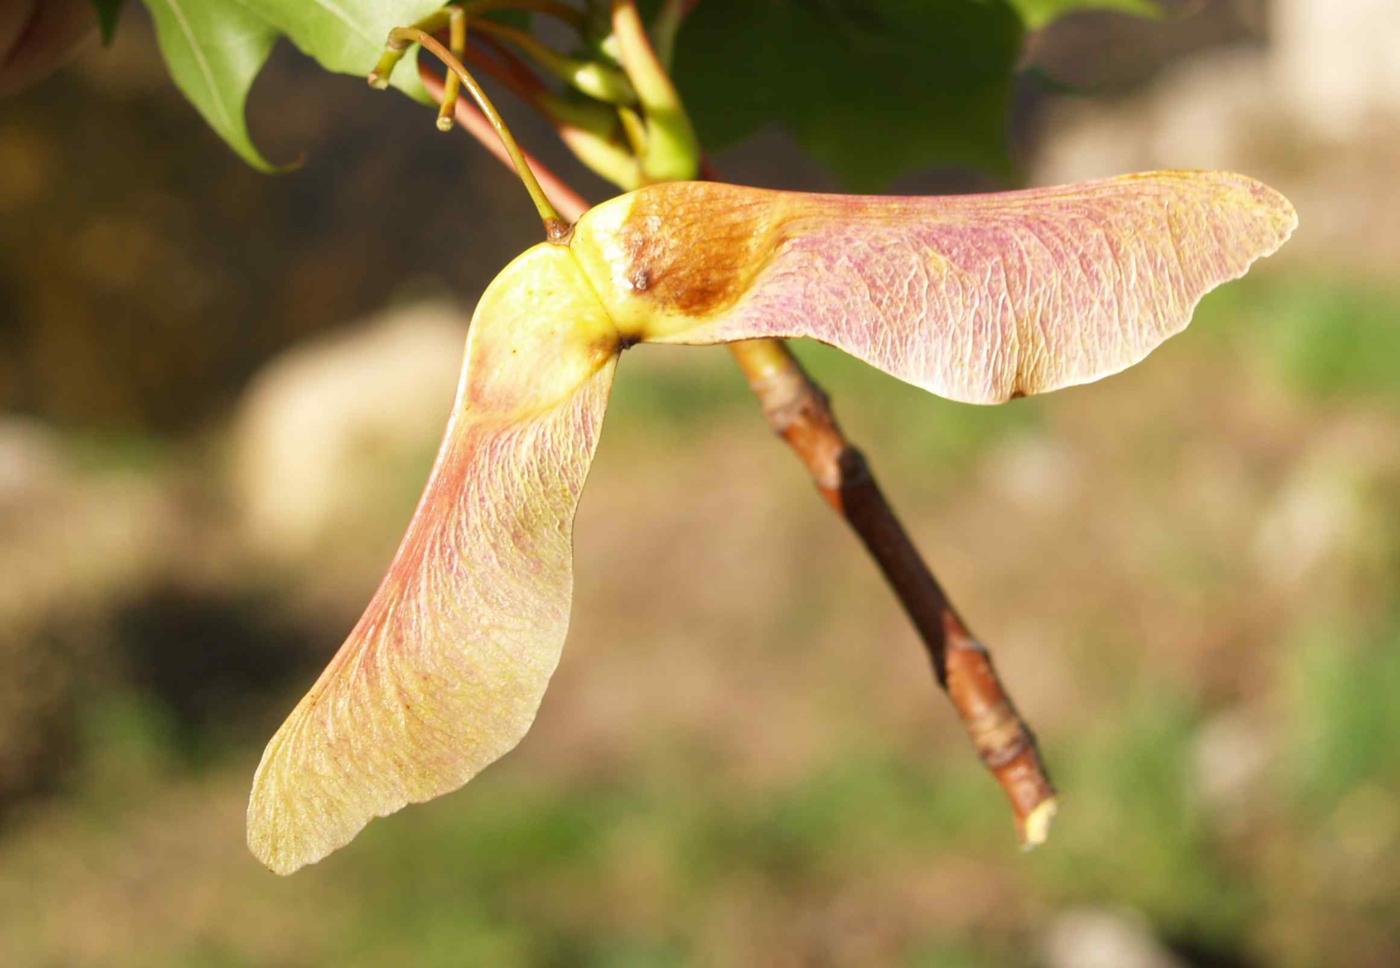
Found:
[726,337,1057,845]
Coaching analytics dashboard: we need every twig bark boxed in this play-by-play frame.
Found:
[421,64,1058,846]
[727,338,1057,845]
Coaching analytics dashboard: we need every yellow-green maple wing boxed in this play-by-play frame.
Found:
[574,171,1296,403]
[247,245,618,875]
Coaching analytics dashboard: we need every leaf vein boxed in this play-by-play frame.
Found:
[158,0,234,132]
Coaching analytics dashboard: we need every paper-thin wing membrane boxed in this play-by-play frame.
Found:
[247,245,619,875]
[250,169,1296,875]
[575,171,1297,404]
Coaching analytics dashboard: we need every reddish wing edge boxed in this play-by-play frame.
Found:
[246,360,614,874]
[247,244,620,875]
[245,358,613,874]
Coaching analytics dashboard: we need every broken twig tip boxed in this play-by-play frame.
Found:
[1020,796,1059,850]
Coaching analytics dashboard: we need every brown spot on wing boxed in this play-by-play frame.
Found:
[617,183,790,317]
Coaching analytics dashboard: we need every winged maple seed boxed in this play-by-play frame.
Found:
[247,170,1296,874]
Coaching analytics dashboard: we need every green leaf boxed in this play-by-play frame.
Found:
[89,0,126,44]
[233,0,444,100]
[137,0,442,167]
[140,0,279,170]
[1009,0,1160,31]
[670,0,1025,191]
[666,0,1160,188]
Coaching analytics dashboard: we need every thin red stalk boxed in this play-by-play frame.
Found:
[469,34,549,101]
[421,49,1058,844]
[460,0,582,27]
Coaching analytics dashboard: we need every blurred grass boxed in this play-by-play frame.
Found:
[1287,617,1400,815]
[2,269,1399,967]
[1194,274,1400,407]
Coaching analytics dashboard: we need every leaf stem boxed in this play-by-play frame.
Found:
[436,7,469,132]
[464,34,551,102]
[650,0,685,70]
[421,65,592,222]
[377,26,571,242]
[609,0,698,182]
[472,19,637,105]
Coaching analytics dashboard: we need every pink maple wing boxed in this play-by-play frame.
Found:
[247,245,618,874]
[579,171,1297,403]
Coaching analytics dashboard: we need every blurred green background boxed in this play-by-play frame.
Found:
[2,2,1399,966]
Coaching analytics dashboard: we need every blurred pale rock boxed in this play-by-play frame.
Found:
[0,418,172,621]
[1039,0,1400,178]
[228,302,468,602]
[0,417,173,801]
[1043,906,1186,968]
[1273,0,1400,142]
[1252,418,1396,589]
[1035,0,1400,273]
[0,417,63,501]
[1038,50,1271,182]
[1191,706,1275,825]
[980,435,1080,515]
